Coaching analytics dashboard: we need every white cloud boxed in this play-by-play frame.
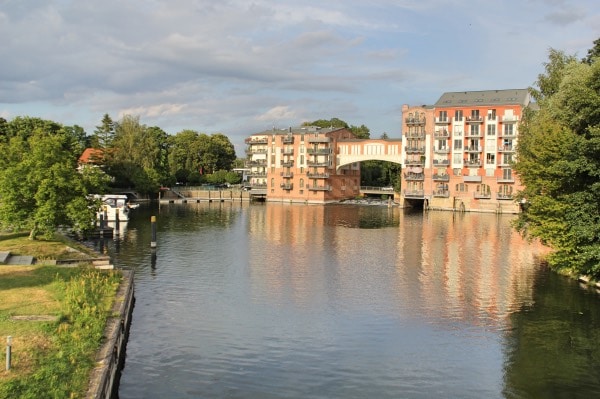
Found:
[256,106,299,122]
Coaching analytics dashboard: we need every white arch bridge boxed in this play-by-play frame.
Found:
[336,139,404,170]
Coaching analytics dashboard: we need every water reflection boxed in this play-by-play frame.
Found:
[109,202,599,399]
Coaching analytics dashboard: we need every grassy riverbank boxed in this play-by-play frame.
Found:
[0,233,121,398]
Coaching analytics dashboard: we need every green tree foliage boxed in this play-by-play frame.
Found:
[107,115,169,194]
[91,113,115,149]
[0,128,99,239]
[303,118,371,138]
[514,42,600,277]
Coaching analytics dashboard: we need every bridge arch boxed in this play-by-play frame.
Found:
[335,139,403,171]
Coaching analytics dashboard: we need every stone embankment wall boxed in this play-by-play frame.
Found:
[86,269,135,399]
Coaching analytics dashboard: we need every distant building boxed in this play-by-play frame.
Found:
[245,126,360,203]
[400,89,532,213]
[77,148,105,172]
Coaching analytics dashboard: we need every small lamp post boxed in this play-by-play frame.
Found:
[6,336,12,371]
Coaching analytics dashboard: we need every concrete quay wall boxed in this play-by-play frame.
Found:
[86,269,135,399]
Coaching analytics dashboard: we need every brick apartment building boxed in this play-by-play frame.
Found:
[245,126,361,203]
[401,89,532,213]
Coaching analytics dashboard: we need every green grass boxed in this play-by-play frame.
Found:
[0,235,121,398]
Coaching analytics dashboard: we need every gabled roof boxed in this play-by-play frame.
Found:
[78,148,105,164]
[434,89,531,108]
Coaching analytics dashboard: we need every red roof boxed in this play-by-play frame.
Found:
[78,148,105,164]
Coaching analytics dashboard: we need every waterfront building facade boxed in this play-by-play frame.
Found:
[401,89,532,213]
[245,126,360,203]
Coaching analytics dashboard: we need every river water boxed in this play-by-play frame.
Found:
[90,202,600,399]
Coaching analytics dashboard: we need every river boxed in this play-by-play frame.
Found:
[89,201,600,399]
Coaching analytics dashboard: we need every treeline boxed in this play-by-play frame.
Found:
[0,114,239,238]
[514,38,600,278]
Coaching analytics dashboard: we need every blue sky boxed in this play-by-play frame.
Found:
[1,0,598,154]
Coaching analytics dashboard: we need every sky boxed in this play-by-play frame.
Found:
[1,0,599,155]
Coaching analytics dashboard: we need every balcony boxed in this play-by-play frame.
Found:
[282,148,294,155]
[282,135,294,144]
[433,174,450,181]
[307,172,329,179]
[405,159,425,166]
[500,115,519,123]
[433,159,450,166]
[474,191,492,199]
[463,175,482,182]
[280,171,294,178]
[308,185,331,191]
[497,176,515,183]
[307,161,329,167]
[405,146,426,154]
[248,171,267,177]
[245,137,268,144]
[403,189,425,198]
[465,146,482,152]
[251,183,267,189]
[405,116,426,126]
[280,183,293,190]
[404,131,426,139]
[247,160,267,166]
[498,146,514,152]
[435,117,450,125]
[433,189,450,198]
[281,160,294,167]
[403,173,424,181]
[434,130,449,138]
[465,131,482,138]
[499,130,517,138]
[497,193,514,200]
[434,147,450,154]
[466,116,483,123]
[307,148,332,155]
[464,159,481,167]
[308,136,331,143]
[246,148,268,155]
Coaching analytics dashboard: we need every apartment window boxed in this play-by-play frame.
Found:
[454,126,463,136]
[454,110,463,121]
[486,139,495,151]
[300,155,304,164]
[504,124,514,136]
[488,109,496,120]
[453,139,462,150]
[502,168,512,180]
[453,168,462,176]
[487,124,496,136]
[486,153,495,164]
[503,153,513,165]
[471,109,480,119]
[456,183,468,192]
[271,178,275,188]
[437,139,447,150]
[439,110,447,121]
[300,178,304,188]
[470,124,480,136]
[453,153,462,164]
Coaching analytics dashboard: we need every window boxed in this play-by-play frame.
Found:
[503,153,513,165]
[453,139,462,150]
[453,168,462,176]
[300,155,304,164]
[470,124,480,136]
[439,110,447,121]
[471,109,480,118]
[504,124,514,136]
[270,178,275,188]
[454,126,463,136]
[488,109,496,120]
[300,178,304,188]
[454,110,463,121]
[502,168,512,180]
[486,153,495,164]
[487,124,496,136]
[437,139,447,150]
[453,153,462,164]
[486,139,495,151]
[456,183,468,192]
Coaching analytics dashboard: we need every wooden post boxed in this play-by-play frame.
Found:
[150,216,157,248]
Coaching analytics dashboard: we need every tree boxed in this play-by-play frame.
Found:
[91,114,115,149]
[514,42,600,277]
[0,130,99,239]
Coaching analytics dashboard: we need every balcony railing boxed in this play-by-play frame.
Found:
[403,173,424,181]
[248,172,267,177]
[280,183,293,190]
[435,117,450,124]
[245,138,268,144]
[433,174,450,181]
[246,148,268,154]
[307,161,329,167]
[405,116,426,126]
[465,131,482,138]
[499,130,517,138]
[282,135,294,144]
[465,146,482,152]
[247,160,267,166]
[281,160,294,167]
[403,189,425,198]
[498,146,514,152]
[464,159,481,167]
[474,192,492,199]
[280,171,294,178]
[500,115,519,123]
[251,183,267,189]
[434,147,450,154]
[308,185,330,191]
[307,148,332,155]
[433,189,450,198]
[404,132,426,138]
[466,116,483,123]
[434,130,449,138]
[497,193,514,200]
[405,159,425,166]
[307,172,329,179]
[307,136,331,143]
[497,177,515,183]
[463,175,482,182]
[282,148,294,155]
[405,146,426,153]
[433,159,450,166]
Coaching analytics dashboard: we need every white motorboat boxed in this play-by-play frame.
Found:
[96,194,130,222]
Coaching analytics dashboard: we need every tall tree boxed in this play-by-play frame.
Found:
[92,114,115,149]
[514,42,600,277]
[0,130,99,239]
